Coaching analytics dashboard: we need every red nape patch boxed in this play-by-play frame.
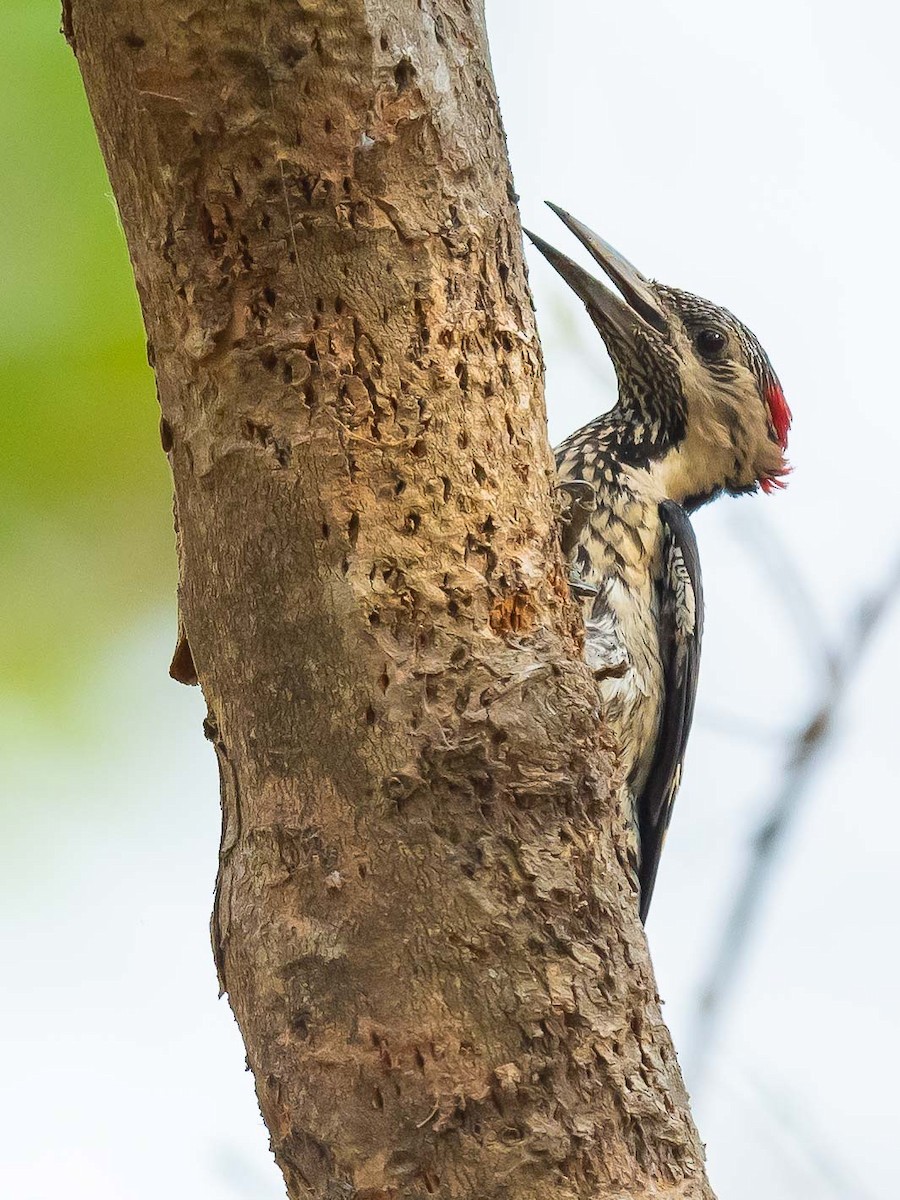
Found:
[761,465,792,494]
[765,382,792,450]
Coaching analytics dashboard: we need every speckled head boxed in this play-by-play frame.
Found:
[525,204,792,506]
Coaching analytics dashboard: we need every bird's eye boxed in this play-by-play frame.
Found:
[695,328,727,358]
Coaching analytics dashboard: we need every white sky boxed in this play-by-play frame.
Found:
[3,2,899,1197]
[491,1,900,1194]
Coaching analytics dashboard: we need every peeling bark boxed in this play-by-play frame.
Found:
[68,1,714,1196]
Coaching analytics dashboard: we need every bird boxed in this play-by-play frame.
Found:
[525,204,792,922]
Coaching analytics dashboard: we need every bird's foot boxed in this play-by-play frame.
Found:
[568,576,599,600]
[556,478,597,556]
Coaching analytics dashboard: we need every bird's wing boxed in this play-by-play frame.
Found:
[637,500,704,922]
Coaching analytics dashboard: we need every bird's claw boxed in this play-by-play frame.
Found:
[556,478,597,556]
[568,575,599,600]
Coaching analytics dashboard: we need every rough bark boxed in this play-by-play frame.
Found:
[67,2,714,1196]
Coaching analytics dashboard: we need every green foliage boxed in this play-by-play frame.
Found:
[1,1,173,707]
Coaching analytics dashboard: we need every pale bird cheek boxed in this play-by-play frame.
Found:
[709,419,737,452]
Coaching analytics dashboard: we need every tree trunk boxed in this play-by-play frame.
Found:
[66,2,714,1196]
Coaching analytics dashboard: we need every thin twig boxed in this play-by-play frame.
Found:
[684,542,900,1089]
[744,1067,886,1200]
[728,507,839,685]
[708,1060,885,1200]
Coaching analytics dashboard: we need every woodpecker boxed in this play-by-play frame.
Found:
[526,204,792,922]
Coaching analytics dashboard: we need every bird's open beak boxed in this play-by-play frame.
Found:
[524,203,668,343]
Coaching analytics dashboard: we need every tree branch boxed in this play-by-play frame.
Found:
[687,519,900,1087]
[68,1,715,1194]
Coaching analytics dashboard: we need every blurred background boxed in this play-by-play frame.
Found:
[2,0,897,1196]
